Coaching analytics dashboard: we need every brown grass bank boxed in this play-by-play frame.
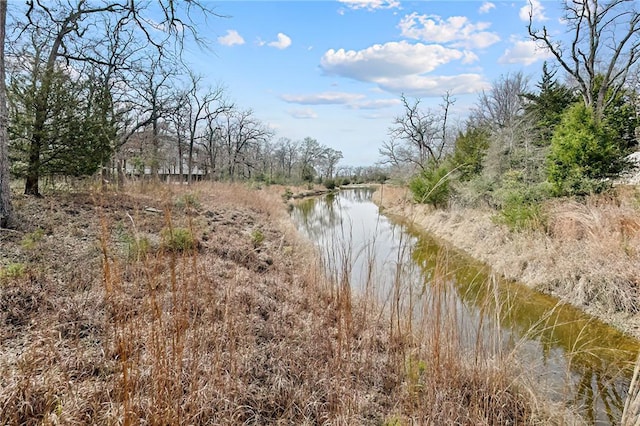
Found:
[373,184,640,340]
[0,181,564,424]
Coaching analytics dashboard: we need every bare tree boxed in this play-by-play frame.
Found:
[167,94,190,181]
[11,0,216,195]
[127,56,178,177]
[527,0,640,120]
[298,137,324,182]
[380,94,453,172]
[322,148,343,180]
[219,108,273,180]
[274,137,298,180]
[0,1,12,227]
[198,113,224,181]
[473,72,529,130]
[472,72,537,180]
[179,74,229,183]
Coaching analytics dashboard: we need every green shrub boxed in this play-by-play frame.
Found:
[497,193,545,231]
[383,417,403,426]
[21,228,45,250]
[282,188,293,201]
[409,165,451,208]
[161,227,197,252]
[128,236,151,260]
[251,229,265,247]
[449,126,490,181]
[0,263,27,282]
[547,103,623,196]
[175,193,201,210]
[494,171,549,231]
[323,178,336,190]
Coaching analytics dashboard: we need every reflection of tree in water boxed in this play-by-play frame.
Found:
[409,228,638,424]
[573,364,627,425]
[291,193,342,241]
[292,188,639,424]
[291,188,376,241]
[340,187,375,203]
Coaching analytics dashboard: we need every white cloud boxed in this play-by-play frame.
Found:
[520,0,547,22]
[268,33,292,49]
[321,41,464,81]
[289,108,318,119]
[281,92,400,110]
[338,0,400,11]
[478,2,496,14]
[499,38,552,65]
[462,50,479,64]
[374,74,490,97]
[362,113,387,120]
[398,13,500,49]
[217,30,245,47]
[281,92,366,105]
[349,98,402,109]
[320,41,489,96]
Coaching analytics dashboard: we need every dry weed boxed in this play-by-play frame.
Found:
[546,191,640,313]
[0,181,543,425]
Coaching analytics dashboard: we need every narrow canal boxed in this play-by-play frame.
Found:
[290,187,639,425]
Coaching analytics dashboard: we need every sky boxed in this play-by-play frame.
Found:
[186,1,565,167]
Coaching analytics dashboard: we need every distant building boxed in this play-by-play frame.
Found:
[117,124,207,181]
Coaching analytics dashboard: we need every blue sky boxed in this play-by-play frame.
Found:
[184,1,560,166]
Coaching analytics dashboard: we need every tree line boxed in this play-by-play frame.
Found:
[381,0,640,229]
[3,0,638,229]
[0,1,359,227]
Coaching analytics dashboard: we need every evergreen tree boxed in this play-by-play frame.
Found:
[547,103,623,196]
[9,67,116,181]
[592,74,639,153]
[523,63,577,146]
[449,126,490,181]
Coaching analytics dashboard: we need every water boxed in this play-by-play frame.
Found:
[290,187,640,425]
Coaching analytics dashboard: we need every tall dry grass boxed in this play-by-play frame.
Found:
[545,188,640,314]
[0,181,557,424]
[304,188,543,424]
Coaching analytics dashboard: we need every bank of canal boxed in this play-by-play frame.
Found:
[290,188,639,425]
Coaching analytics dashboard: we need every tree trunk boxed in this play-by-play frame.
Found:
[24,15,66,196]
[187,146,193,184]
[101,160,108,192]
[177,135,184,183]
[117,158,124,190]
[0,1,13,227]
[24,134,42,195]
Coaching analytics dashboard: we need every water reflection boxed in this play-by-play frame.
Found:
[290,188,640,425]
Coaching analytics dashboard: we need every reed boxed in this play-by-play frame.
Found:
[1,181,618,424]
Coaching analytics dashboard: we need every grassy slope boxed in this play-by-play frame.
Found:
[374,184,640,340]
[0,182,564,424]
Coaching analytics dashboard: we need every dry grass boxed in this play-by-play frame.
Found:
[545,189,640,315]
[376,184,640,339]
[0,181,549,424]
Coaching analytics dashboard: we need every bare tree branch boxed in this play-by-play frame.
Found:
[528,0,640,119]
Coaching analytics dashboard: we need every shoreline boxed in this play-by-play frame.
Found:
[370,184,640,341]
